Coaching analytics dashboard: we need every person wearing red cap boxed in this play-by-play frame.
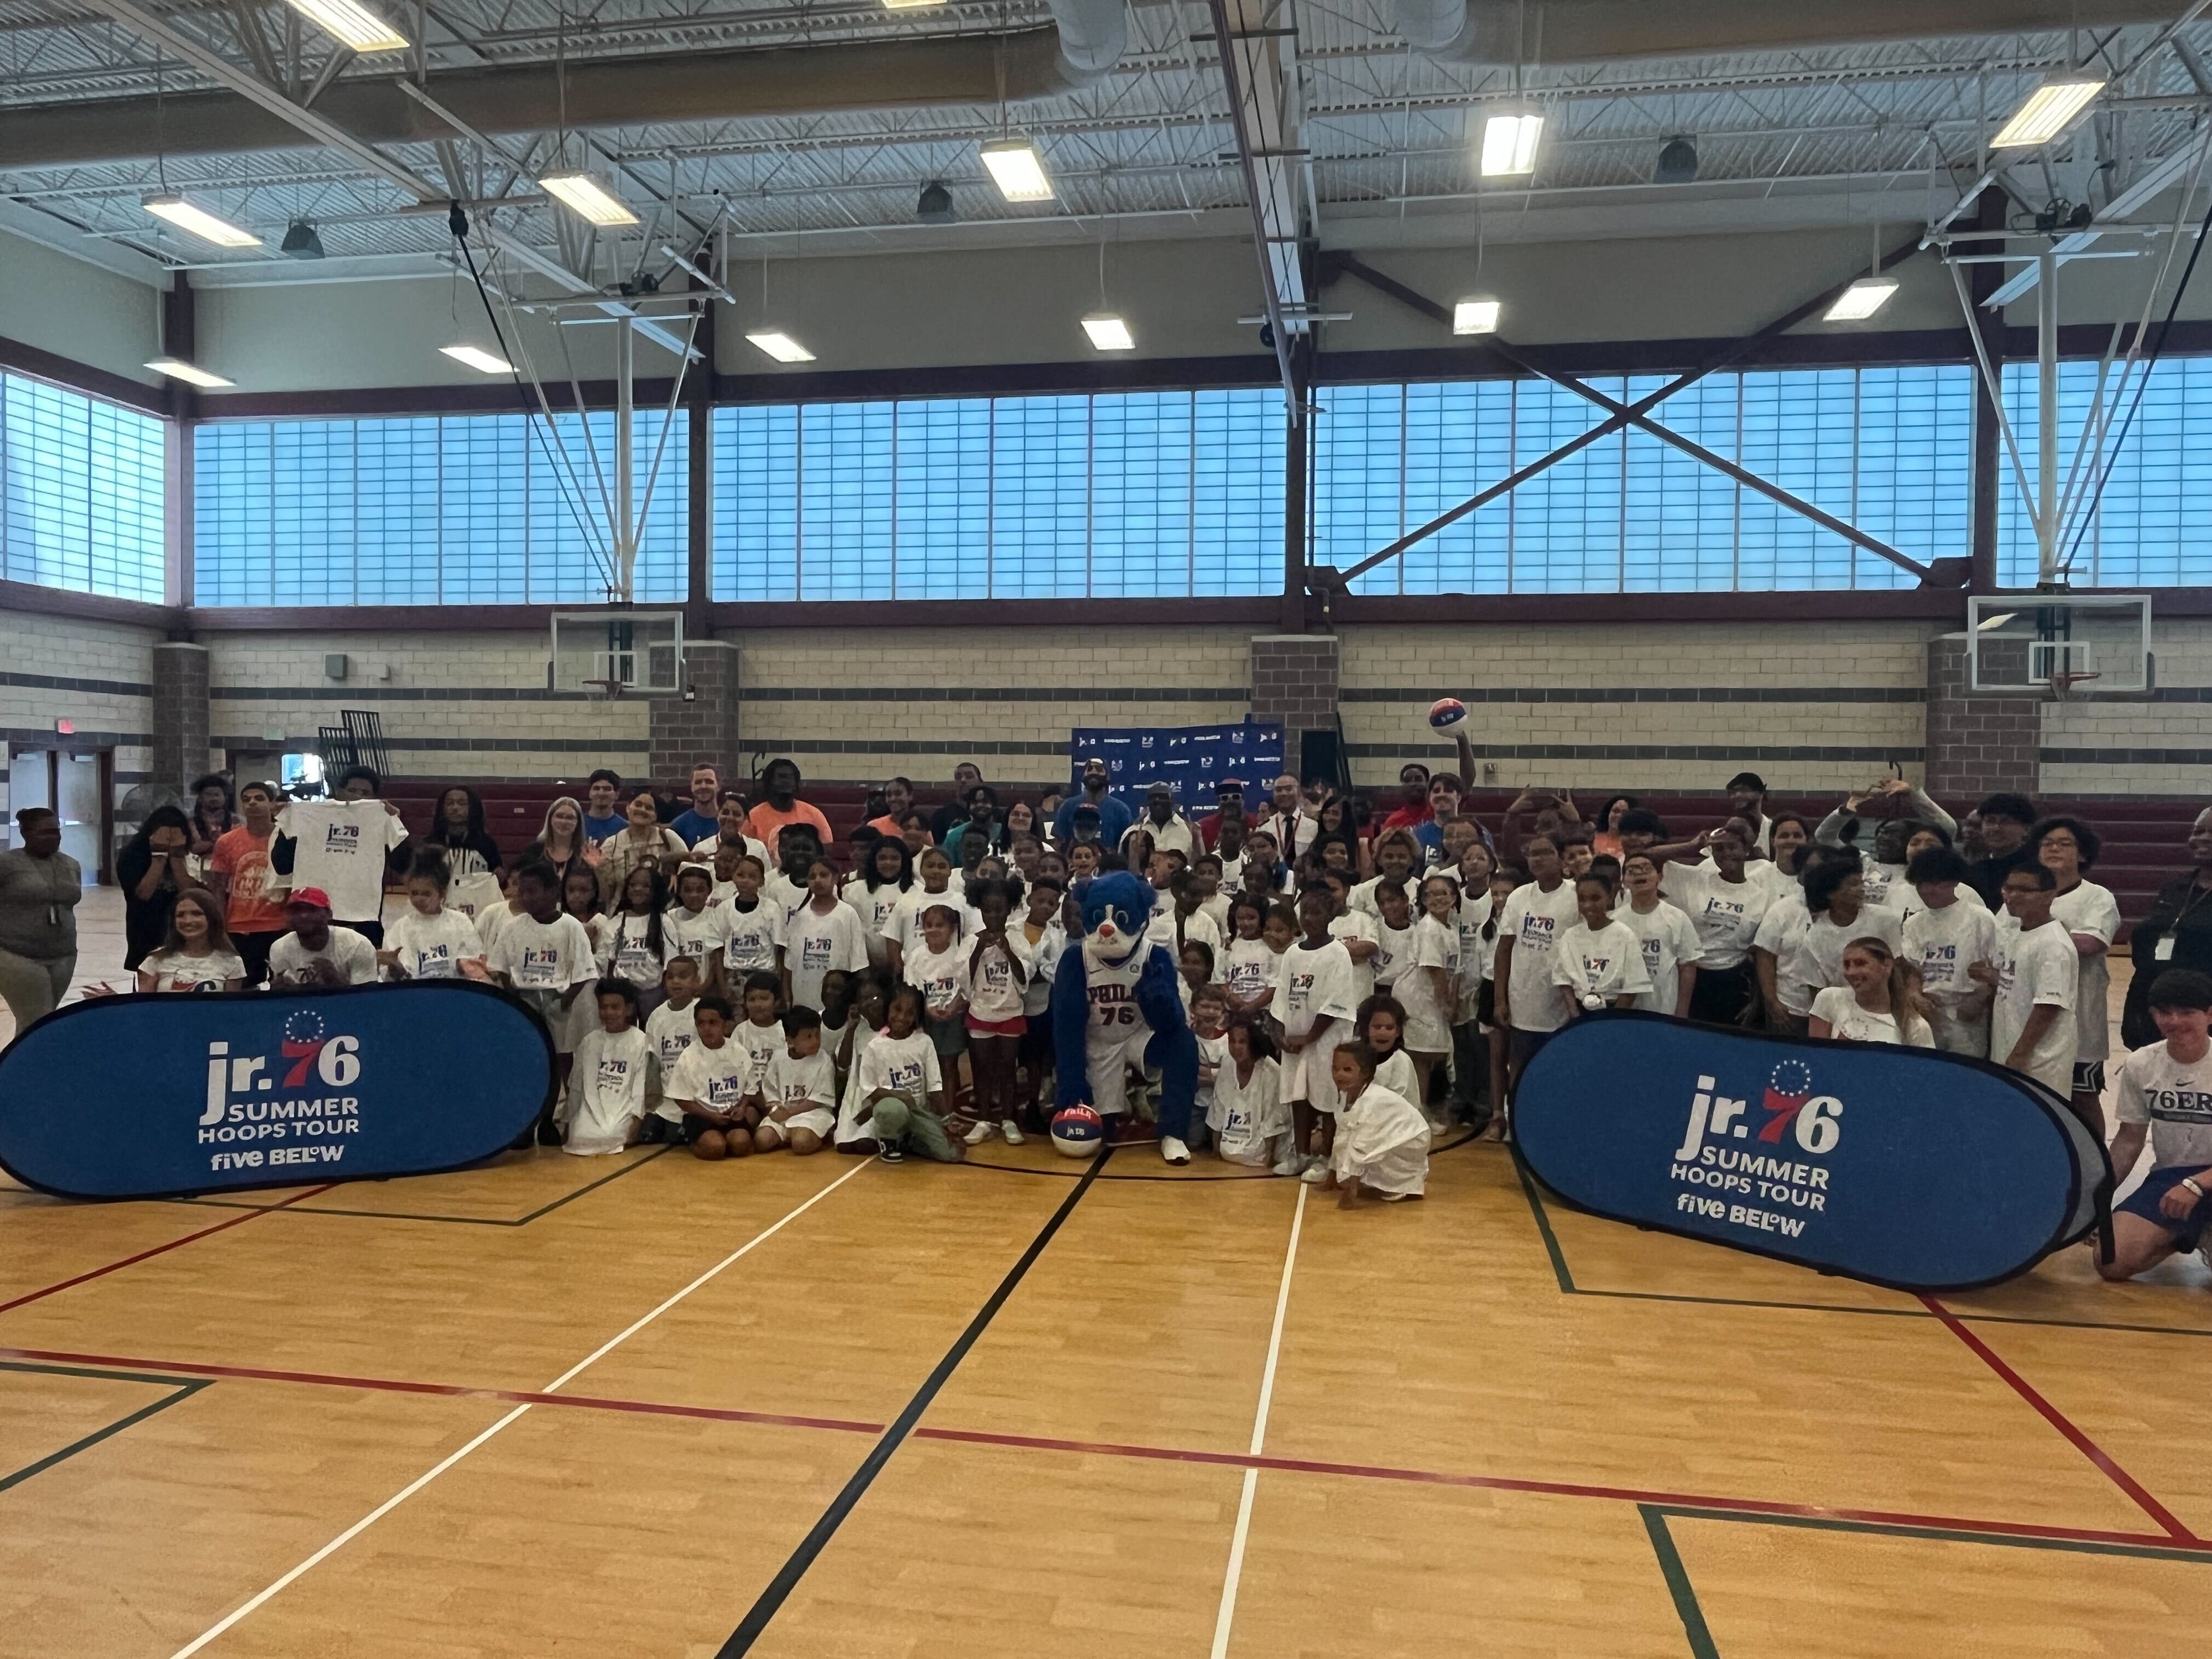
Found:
[267,888,379,987]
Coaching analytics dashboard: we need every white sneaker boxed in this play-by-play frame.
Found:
[1270,1144,1303,1177]
[1299,1158,1328,1185]
[1000,1119,1025,1146]
[1160,1135,1191,1166]
[962,1119,992,1146]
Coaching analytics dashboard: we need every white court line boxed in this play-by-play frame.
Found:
[1208,1182,1307,1659]
[168,1158,877,1659]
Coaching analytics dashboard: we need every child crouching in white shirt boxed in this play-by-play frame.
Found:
[1209,1012,1292,1169]
[565,979,651,1155]
[1325,1041,1429,1207]
[753,1006,838,1155]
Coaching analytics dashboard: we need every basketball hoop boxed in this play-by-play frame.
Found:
[583,677,628,700]
[2046,670,2101,701]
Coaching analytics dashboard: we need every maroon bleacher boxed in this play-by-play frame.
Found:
[383,780,2200,946]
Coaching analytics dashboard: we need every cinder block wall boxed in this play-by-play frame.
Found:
[0,611,159,834]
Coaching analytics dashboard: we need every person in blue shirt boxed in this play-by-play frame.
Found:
[1051,757,1134,849]
[581,769,627,842]
[669,764,722,848]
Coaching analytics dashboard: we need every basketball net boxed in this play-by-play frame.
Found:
[2046,670,2101,701]
[583,677,628,701]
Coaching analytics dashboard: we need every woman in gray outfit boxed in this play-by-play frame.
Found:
[0,808,81,1039]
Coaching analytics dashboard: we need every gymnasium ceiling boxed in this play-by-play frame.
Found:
[2,0,2210,287]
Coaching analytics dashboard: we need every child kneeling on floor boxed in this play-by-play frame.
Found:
[839,983,962,1163]
[565,978,651,1156]
[1324,1040,1429,1208]
[666,993,758,1160]
[1209,1013,1292,1169]
[754,1006,837,1156]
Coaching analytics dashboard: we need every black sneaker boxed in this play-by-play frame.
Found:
[878,1140,906,1164]
[536,1116,565,1147]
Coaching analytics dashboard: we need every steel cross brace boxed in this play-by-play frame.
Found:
[1323,247,1938,587]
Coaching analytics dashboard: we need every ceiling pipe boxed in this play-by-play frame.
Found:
[0,0,1126,169]
[1395,0,2178,64]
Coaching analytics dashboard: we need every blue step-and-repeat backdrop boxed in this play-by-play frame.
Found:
[1068,721,1284,814]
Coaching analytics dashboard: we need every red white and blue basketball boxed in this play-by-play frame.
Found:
[1050,1104,1105,1159]
[1427,696,1469,734]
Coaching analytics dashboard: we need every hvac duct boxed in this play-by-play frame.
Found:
[0,0,1127,169]
[1394,0,2177,64]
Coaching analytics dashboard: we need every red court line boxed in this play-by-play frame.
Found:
[4,1339,2204,1557]
[0,1186,338,1316]
[1919,1292,2199,1542]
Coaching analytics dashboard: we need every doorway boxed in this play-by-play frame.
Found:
[7,748,112,883]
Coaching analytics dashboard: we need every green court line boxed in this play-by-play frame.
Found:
[1640,1506,1723,1659]
[169,1144,672,1227]
[1508,1153,2212,1340]
[0,1358,211,1496]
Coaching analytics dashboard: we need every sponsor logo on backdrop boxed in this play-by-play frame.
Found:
[1667,1058,1843,1240]
[196,1009,365,1173]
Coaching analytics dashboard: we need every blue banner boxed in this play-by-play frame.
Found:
[0,982,554,1200]
[1513,1013,2106,1291]
[1068,721,1284,814]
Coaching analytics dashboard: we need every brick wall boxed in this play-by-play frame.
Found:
[1338,619,1936,793]
[150,642,211,798]
[1249,634,1341,781]
[2039,616,2212,797]
[1926,634,2038,797]
[648,639,740,785]
[0,611,159,839]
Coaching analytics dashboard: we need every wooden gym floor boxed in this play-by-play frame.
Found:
[4,915,2210,1656]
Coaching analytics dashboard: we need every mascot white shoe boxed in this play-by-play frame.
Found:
[1051,870,1199,1166]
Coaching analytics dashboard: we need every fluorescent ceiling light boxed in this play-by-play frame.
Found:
[274,0,408,51]
[538,172,639,227]
[1823,277,1898,321]
[145,358,234,388]
[880,0,944,8]
[142,195,260,248]
[1452,299,1501,335]
[980,138,1053,202]
[1992,76,2105,148]
[1977,611,2018,630]
[441,344,514,374]
[1082,314,1135,351]
[1479,112,1543,176]
[747,331,816,363]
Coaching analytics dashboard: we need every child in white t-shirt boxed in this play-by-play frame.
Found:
[665,993,755,1160]
[753,1007,838,1155]
[1220,894,1278,1022]
[716,855,785,992]
[1277,887,1361,1183]
[133,887,247,993]
[642,956,703,1140]
[884,848,977,977]
[1209,1014,1292,1170]
[1351,994,1421,1110]
[488,863,602,1145]
[1401,875,1461,1111]
[1901,846,1996,1057]
[560,866,615,1053]
[843,983,959,1162]
[1190,985,1229,1154]
[1326,1042,1429,1207]
[780,859,869,1014]
[960,877,1032,1146]
[1614,853,1700,1018]
[1369,878,1418,1004]
[663,865,730,984]
[732,971,790,1107]
[379,852,486,983]
[602,866,674,1004]
[2099,968,2212,1281]
[1553,873,1653,1016]
[1322,870,1379,1006]
[565,979,651,1155]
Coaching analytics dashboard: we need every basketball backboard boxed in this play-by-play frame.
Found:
[1966,594,2150,697]
[550,611,684,696]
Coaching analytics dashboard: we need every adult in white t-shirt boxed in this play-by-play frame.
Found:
[267,896,381,987]
[1979,867,2079,1099]
[1808,936,1934,1048]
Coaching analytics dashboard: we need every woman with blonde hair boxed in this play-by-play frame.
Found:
[1808,935,1934,1048]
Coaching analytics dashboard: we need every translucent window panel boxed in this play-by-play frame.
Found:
[711,389,1281,599]
[1,371,165,601]
[1997,356,2212,587]
[195,409,686,604]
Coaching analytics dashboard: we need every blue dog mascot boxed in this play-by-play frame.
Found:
[1051,870,1199,1165]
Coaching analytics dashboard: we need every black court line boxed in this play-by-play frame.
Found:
[1511,1154,2212,1341]
[0,1358,212,1496]
[168,1145,673,1228]
[1640,1501,2212,1657]
[713,1144,1115,1657]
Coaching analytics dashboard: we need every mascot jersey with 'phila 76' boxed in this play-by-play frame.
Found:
[1051,870,1199,1140]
